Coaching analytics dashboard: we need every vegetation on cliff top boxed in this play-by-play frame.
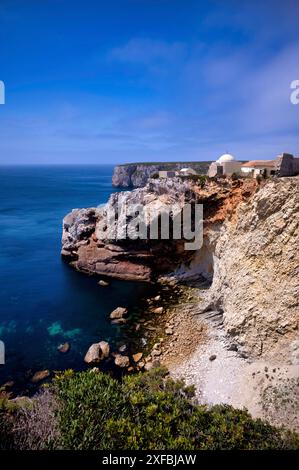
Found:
[1,367,298,450]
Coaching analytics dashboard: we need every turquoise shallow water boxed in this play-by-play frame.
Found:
[0,165,153,386]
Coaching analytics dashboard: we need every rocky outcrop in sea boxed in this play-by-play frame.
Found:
[61,177,197,281]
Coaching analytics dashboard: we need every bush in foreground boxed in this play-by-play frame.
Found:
[1,367,298,450]
[54,368,298,450]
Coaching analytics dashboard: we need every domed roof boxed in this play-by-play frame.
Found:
[217,153,235,163]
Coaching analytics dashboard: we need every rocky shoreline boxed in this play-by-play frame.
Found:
[1,279,195,397]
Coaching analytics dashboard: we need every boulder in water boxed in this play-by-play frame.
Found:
[31,370,50,383]
[110,307,128,320]
[84,341,110,363]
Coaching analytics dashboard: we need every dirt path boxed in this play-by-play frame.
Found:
[159,297,299,432]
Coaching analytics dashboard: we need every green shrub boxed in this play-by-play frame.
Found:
[52,368,299,450]
[1,368,298,449]
[178,174,207,187]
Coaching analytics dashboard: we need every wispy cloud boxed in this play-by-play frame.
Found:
[109,38,186,65]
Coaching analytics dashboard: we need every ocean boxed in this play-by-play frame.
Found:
[0,165,154,388]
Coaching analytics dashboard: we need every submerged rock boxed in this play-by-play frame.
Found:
[110,307,128,320]
[57,342,70,353]
[98,279,109,287]
[111,318,127,325]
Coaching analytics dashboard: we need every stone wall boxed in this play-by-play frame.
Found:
[208,162,223,177]
[276,153,299,177]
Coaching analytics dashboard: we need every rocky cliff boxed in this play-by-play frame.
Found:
[198,178,299,363]
[112,162,210,187]
[62,175,299,364]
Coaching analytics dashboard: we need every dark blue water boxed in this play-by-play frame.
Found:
[0,165,153,386]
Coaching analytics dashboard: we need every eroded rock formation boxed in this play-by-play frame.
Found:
[61,178,198,281]
[200,178,299,362]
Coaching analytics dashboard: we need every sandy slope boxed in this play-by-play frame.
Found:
[162,305,299,432]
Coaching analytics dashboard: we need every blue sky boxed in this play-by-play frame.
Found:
[0,0,299,164]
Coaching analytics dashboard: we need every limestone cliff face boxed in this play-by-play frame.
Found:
[191,178,299,363]
[112,164,138,188]
[112,162,210,188]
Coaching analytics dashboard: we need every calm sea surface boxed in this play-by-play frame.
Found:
[0,165,153,386]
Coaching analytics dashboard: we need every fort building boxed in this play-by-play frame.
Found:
[208,152,299,178]
[207,153,242,177]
